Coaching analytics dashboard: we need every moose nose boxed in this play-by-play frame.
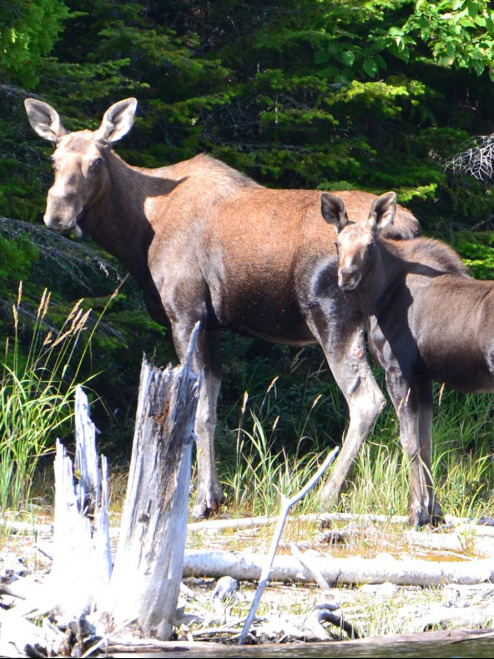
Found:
[44,195,78,233]
[338,267,361,291]
[43,211,65,231]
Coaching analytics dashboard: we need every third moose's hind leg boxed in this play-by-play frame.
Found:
[317,323,386,508]
[417,379,444,525]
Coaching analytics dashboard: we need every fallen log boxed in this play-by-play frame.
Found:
[183,549,494,586]
[98,628,494,657]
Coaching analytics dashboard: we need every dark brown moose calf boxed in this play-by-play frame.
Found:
[320,190,487,526]
[25,97,421,519]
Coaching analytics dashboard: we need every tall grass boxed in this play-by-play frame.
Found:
[432,389,494,520]
[222,379,326,517]
[0,284,110,514]
[222,378,494,522]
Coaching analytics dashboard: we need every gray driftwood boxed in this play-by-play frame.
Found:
[183,549,494,587]
[99,326,200,640]
[239,446,339,644]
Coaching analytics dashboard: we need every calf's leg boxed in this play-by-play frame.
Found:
[385,372,442,526]
[313,321,386,507]
[417,381,444,525]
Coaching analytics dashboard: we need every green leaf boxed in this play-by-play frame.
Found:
[338,50,355,67]
[362,57,378,77]
[467,1,479,19]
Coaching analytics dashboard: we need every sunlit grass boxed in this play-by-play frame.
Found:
[221,379,494,525]
[0,283,117,516]
[222,379,326,518]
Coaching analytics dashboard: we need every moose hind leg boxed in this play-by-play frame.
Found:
[417,381,444,526]
[192,361,224,518]
[173,323,224,518]
[319,327,386,507]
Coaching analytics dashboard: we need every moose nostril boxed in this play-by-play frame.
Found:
[44,211,66,230]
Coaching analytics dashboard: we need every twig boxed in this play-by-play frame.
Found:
[309,603,362,640]
[81,617,137,658]
[290,543,332,591]
[238,447,339,644]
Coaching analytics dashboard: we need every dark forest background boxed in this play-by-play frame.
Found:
[2,0,494,476]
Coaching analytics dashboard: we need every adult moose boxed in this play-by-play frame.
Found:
[320,190,484,526]
[25,96,421,519]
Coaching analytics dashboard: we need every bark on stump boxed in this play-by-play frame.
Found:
[99,334,200,640]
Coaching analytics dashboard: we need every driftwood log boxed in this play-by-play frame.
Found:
[183,549,494,587]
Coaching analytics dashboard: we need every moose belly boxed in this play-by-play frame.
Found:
[415,283,494,393]
[420,341,494,394]
[219,294,315,345]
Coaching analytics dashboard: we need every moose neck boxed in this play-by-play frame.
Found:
[79,150,170,285]
[353,239,401,316]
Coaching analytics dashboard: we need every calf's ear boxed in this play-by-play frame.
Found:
[368,192,396,231]
[24,98,67,143]
[320,193,349,231]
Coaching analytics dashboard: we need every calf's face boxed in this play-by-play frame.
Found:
[320,191,397,292]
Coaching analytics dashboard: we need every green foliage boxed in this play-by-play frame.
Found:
[0,287,93,512]
[0,232,38,289]
[0,0,69,87]
[391,1,494,79]
[455,233,494,278]
[3,0,494,512]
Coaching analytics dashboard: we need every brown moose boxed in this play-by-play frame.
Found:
[320,190,485,526]
[25,97,421,518]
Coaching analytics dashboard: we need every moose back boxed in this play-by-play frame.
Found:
[25,97,421,518]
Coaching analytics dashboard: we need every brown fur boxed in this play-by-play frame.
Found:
[322,190,494,526]
[25,98,421,518]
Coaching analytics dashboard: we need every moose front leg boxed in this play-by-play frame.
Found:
[386,371,442,527]
[316,322,386,507]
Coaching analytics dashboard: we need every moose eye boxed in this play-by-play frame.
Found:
[50,156,59,170]
[89,157,103,171]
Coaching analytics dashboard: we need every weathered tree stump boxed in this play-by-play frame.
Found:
[50,386,111,617]
[99,327,200,639]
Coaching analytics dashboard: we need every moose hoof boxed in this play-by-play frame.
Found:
[409,502,445,528]
[318,480,341,510]
[191,487,225,519]
[429,501,445,527]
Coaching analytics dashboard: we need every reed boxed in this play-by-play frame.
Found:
[222,380,494,523]
[0,284,115,514]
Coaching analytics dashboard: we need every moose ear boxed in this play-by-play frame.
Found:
[320,193,349,231]
[368,192,397,231]
[24,98,67,143]
[95,98,137,144]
